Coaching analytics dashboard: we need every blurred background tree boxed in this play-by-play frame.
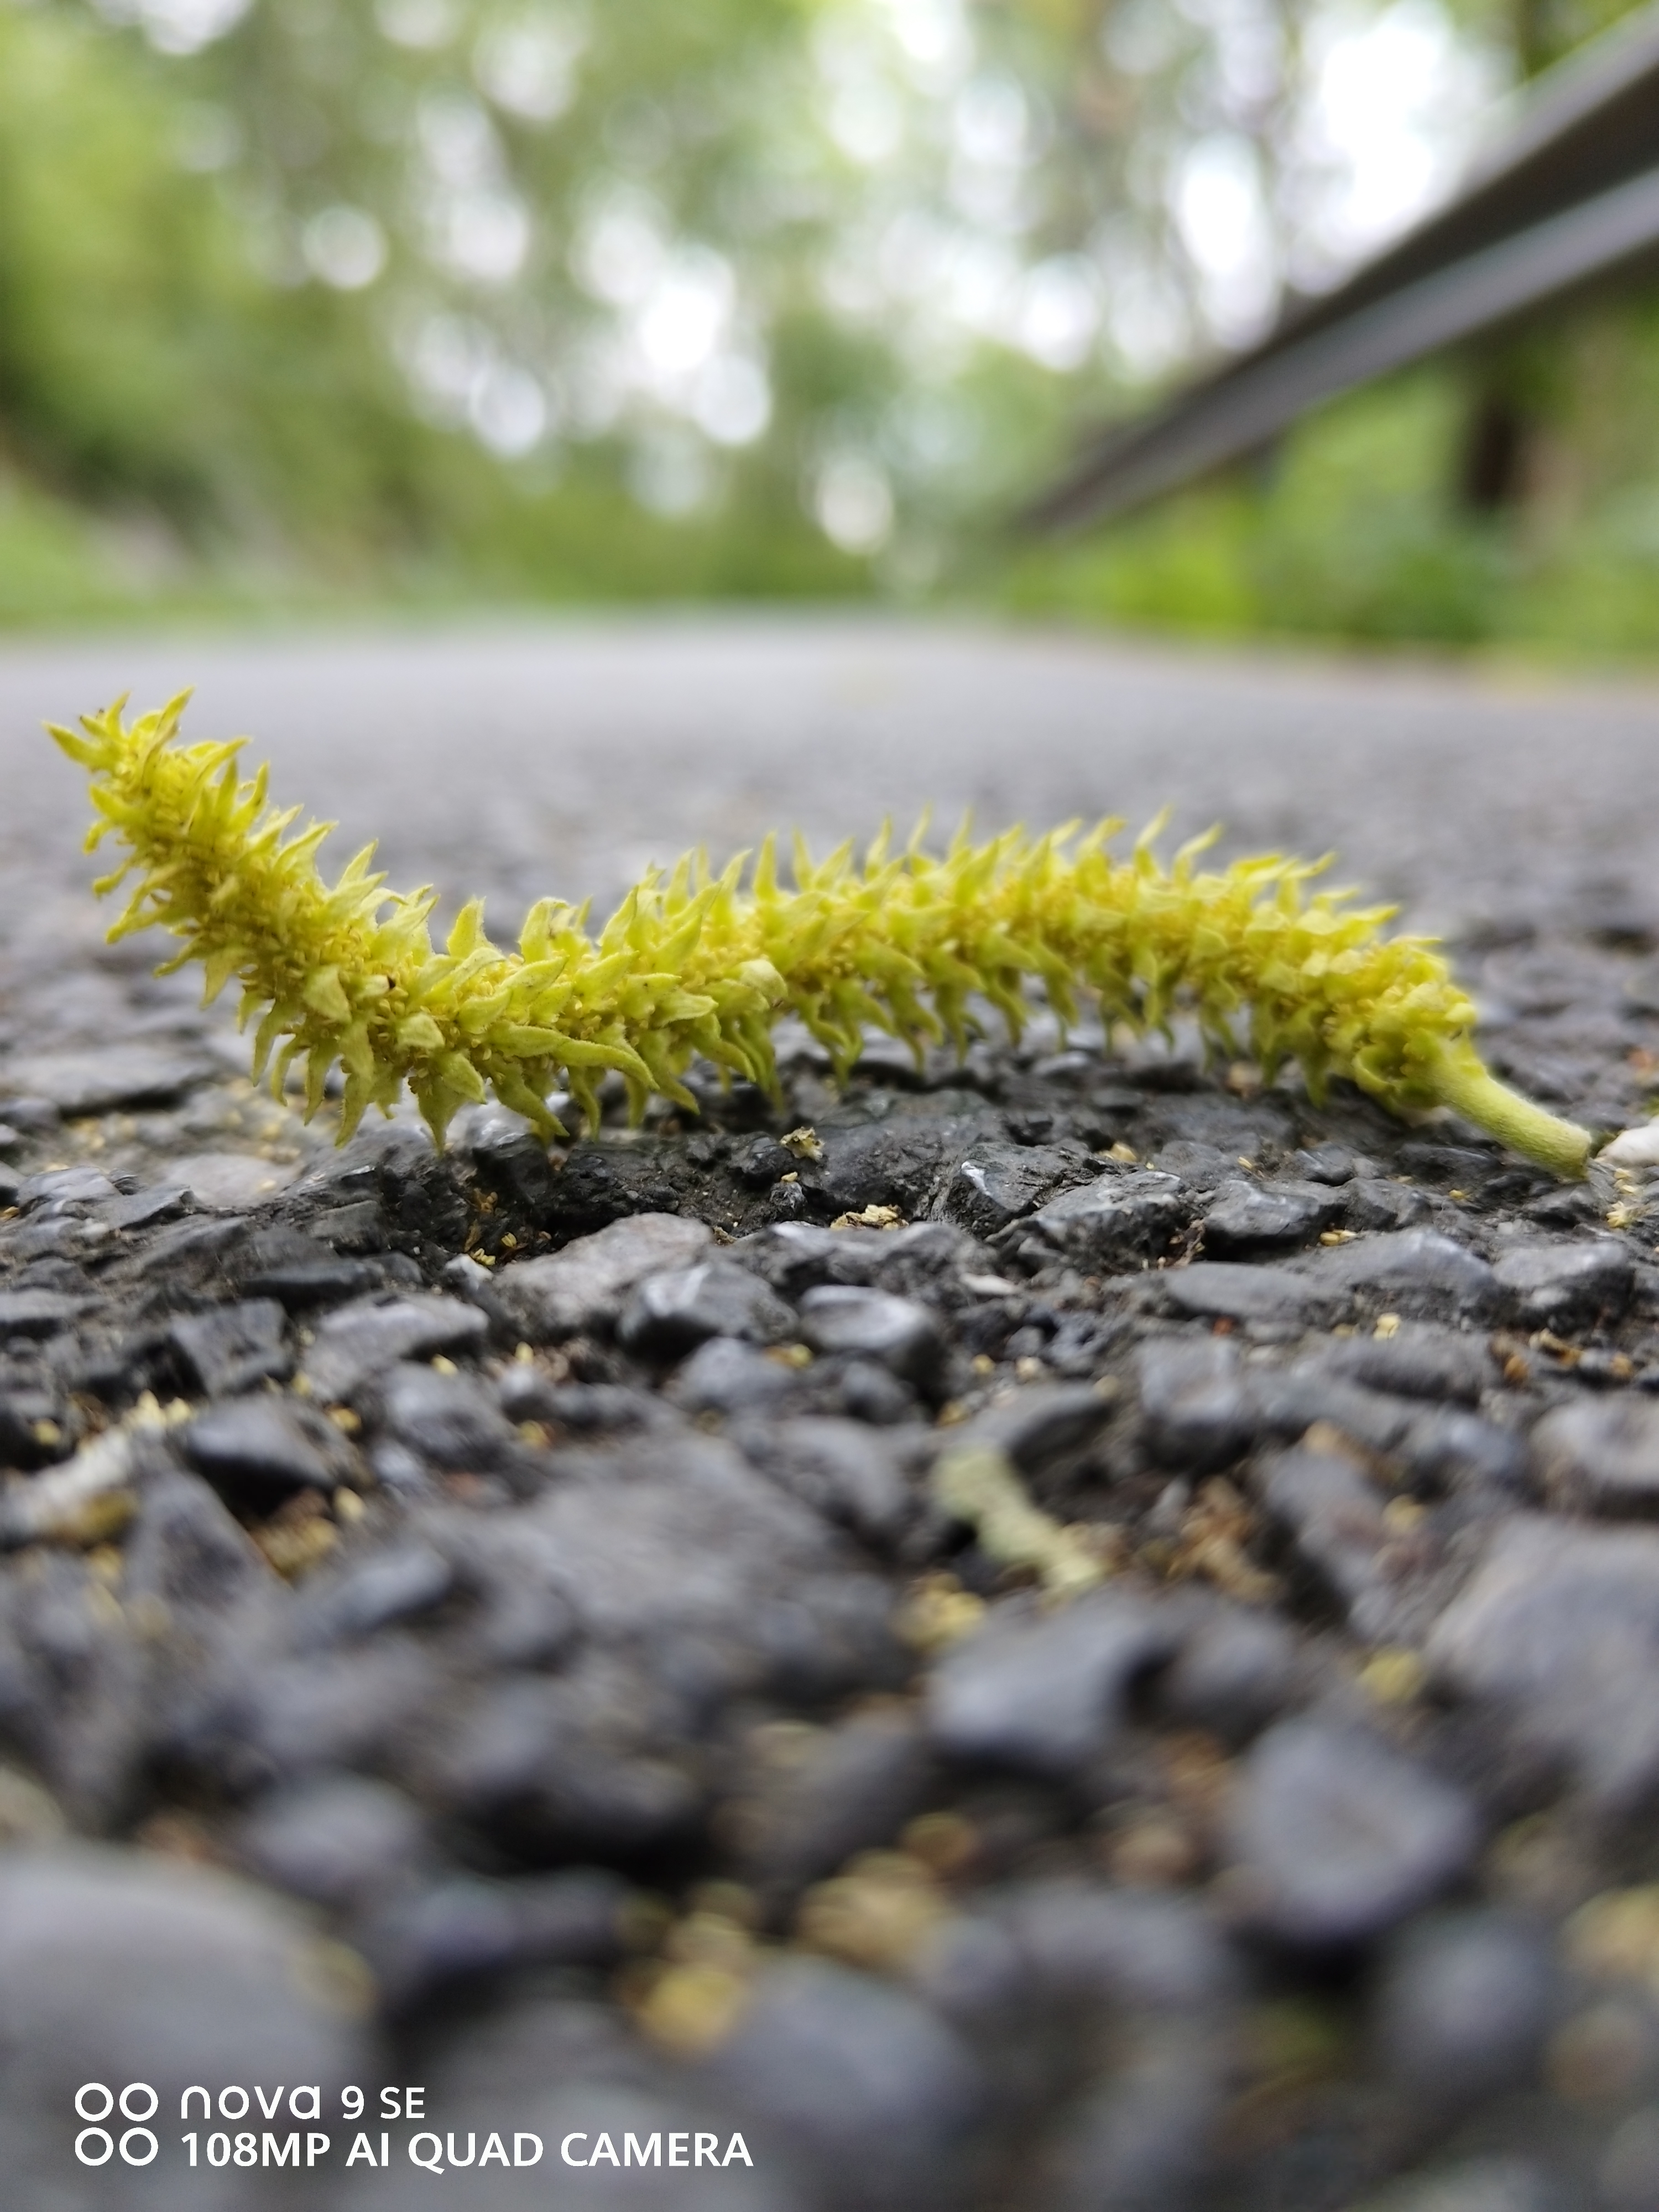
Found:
[2,0,1657,646]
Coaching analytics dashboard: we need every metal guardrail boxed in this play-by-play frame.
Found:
[1028,2,1659,533]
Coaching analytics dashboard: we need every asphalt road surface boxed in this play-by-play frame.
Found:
[3,614,1657,943]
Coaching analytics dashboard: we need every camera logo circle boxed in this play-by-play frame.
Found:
[75,2086,159,2167]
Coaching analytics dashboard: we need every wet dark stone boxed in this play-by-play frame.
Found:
[181,1394,355,1501]
[963,1381,1117,1473]
[1531,1397,1659,1516]
[1202,1176,1345,1254]
[232,1224,385,1307]
[1314,1323,1496,1406]
[927,1590,1180,1778]
[1139,1336,1258,1472]
[732,1220,875,1295]
[618,1260,796,1360]
[1,1045,211,1115]
[1397,1142,1503,1186]
[304,1198,387,1254]
[813,1100,997,1217]
[301,1541,456,1640]
[0,1290,91,1343]
[1301,1229,1503,1324]
[366,1359,520,1468]
[496,1371,665,1434]
[705,1957,984,2212]
[1156,1604,1301,1745]
[919,1884,1232,2212]
[735,1134,794,1189]
[1151,1140,1236,1188]
[122,1469,270,1628]
[799,1285,943,1388]
[361,1869,633,2015]
[1372,1911,1557,2111]
[299,1292,489,1402]
[168,1297,290,1397]
[99,1182,191,1233]
[289,1121,467,1250]
[940,1140,1095,1239]
[458,1105,557,1212]
[1011,1167,1189,1271]
[1293,1145,1357,1186]
[1427,1515,1659,1807]
[1256,1443,1396,1637]
[732,1707,933,1890]
[667,1335,800,1416]
[492,1212,714,1342]
[826,1358,922,1426]
[0,1097,59,1134]
[15,1165,118,1211]
[1159,1264,1317,1329]
[1492,1238,1634,1330]
[237,1774,432,1909]
[730,1416,924,1551]
[1226,1718,1480,1947]
[1344,1177,1434,1232]
[419,1666,703,1856]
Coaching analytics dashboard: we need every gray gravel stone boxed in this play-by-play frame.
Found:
[1202,1175,1345,1254]
[1139,1335,1257,1472]
[705,1957,984,2212]
[237,1773,431,1908]
[731,1416,923,1550]
[618,1259,796,1359]
[0,1288,92,1342]
[1300,1229,1503,1323]
[367,1358,520,1468]
[299,1291,489,1401]
[1427,1514,1659,1806]
[1493,1237,1634,1329]
[940,1139,1095,1238]
[1227,1718,1480,1947]
[181,1394,354,1500]
[798,1284,943,1387]
[1314,1323,1496,1405]
[1344,1177,1434,1231]
[15,1164,118,1209]
[1372,1911,1556,2111]
[1014,1167,1190,1270]
[1530,1397,1659,1516]
[1159,1262,1318,1328]
[1,1044,211,1114]
[492,1211,713,1340]
[731,1705,932,1889]
[168,1297,290,1396]
[1256,1442,1400,1637]
[959,1380,1118,1472]
[1156,1603,1301,1743]
[927,1590,1180,1778]
[667,1335,800,1416]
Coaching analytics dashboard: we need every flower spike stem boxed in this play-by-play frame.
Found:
[50,694,1596,1179]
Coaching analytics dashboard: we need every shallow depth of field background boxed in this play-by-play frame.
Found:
[4,0,1659,654]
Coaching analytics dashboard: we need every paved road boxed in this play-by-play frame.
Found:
[3,615,1658,944]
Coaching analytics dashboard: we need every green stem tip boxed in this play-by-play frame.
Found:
[1426,1044,1593,1180]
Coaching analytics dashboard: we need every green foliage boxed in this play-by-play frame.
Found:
[53,694,1593,1177]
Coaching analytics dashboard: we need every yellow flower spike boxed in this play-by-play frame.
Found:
[48,697,1595,1177]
